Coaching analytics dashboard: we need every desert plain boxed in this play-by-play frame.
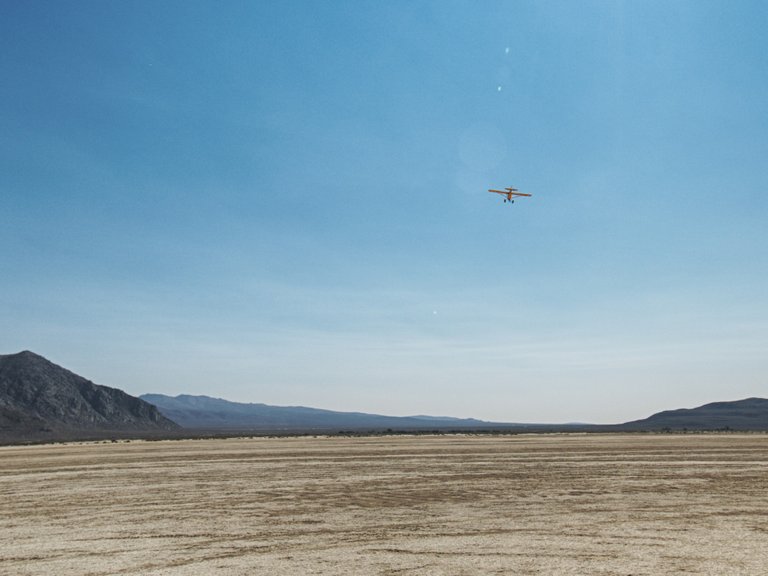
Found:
[2,433,768,575]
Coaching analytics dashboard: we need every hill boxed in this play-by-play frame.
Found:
[140,393,499,431]
[619,397,768,431]
[0,351,179,442]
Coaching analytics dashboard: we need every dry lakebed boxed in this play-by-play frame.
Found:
[2,433,768,575]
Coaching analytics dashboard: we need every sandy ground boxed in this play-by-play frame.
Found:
[2,433,768,575]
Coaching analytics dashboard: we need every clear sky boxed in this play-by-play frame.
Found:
[2,0,767,423]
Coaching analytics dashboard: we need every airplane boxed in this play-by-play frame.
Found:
[488,186,532,204]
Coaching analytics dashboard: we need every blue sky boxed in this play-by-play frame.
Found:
[2,0,767,423]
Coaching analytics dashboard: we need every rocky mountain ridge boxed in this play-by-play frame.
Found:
[0,351,178,441]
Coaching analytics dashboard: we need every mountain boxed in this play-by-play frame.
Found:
[7,350,764,440]
[140,393,501,431]
[619,397,768,431]
[0,351,179,442]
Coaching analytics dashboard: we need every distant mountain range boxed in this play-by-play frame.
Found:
[1,351,767,443]
[137,394,768,433]
[0,351,178,442]
[139,393,498,431]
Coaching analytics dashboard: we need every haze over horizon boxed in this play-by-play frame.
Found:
[2,1,767,424]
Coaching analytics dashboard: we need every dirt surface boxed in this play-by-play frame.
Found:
[2,434,768,575]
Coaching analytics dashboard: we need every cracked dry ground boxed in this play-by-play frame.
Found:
[2,434,768,575]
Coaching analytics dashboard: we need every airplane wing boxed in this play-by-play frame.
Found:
[488,189,532,197]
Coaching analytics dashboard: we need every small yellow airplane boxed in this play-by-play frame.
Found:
[488,186,532,204]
